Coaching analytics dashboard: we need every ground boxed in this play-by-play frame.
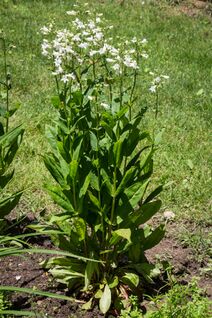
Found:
[0,217,211,317]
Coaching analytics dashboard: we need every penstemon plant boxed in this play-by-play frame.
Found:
[35,5,167,314]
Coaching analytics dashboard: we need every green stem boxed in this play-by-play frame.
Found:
[2,38,9,132]
[110,167,117,234]
[103,58,113,108]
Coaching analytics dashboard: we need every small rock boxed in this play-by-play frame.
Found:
[15,275,21,281]
[163,210,175,220]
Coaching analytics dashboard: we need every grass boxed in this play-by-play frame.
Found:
[146,279,211,318]
[0,0,211,243]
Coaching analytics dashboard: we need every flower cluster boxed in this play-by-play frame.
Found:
[149,74,169,93]
[41,7,148,86]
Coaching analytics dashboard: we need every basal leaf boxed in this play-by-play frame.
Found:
[99,284,111,314]
[122,272,139,288]
[110,228,131,246]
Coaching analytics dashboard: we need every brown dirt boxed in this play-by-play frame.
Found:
[146,222,212,299]
[163,0,212,18]
[0,249,103,317]
[0,218,211,317]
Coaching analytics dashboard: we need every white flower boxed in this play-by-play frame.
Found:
[154,76,161,83]
[94,32,103,41]
[52,66,63,75]
[99,43,111,55]
[74,18,85,29]
[88,21,96,30]
[41,39,51,56]
[112,63,122,74]
[88,96,94,101]
[73,34,81,42]
[141,53,148,59]
[131,37,137,43]
[15,275,21,281]
[101,102,110,110]
[149,85,156,93]
[86,36,94,42]
[123,55,138,69]
[89,50,98,56]
[54,56,62,68]
[78,42,89,49]
[129,49,136,54]
[66,10,77,16]
[141,38,147,44]
[61,73,75,83]
[96,17,101,23]
[40,26,50,35]
[106,58,115,63]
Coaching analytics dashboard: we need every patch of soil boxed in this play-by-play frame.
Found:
[0,251,103,317]
[146,222,212,299]
[164,0,212,18]
[1,217,211,317]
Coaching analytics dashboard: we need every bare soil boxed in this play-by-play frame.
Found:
[0,217,211,317]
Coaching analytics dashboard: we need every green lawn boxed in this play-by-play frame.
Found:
[0,0,211,235]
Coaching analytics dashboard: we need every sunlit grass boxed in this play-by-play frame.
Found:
[0,0,211,226]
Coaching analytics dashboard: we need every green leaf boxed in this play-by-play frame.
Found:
[108,276,119,288]
[154,129,165,146]
[143,224,165,250]
[115,167,136,197]
[79,172,91,198]
[44,184,74,212]
[144,185,163,203]
[125,180,149,209]
[0,310,36,317]
[122,272,139,288]
[72,137,83,161]
[113,139,123,167]
[87,190,100,209]
[99,284,111,314]
[101,168,113,195]
[51,95,61,108]
[90,131,98,151]
[110,228,131,245]
[82,297,93,310]
[0,285,75,302]
[84,260,98,290]
[45,125,58,152]
[100,120,116,141]
[0,191,22,218]
[134,263,160,283]
[44,154,68,188]
[133,200,162,225]
[69,160,78,181]
[0,170,14,189]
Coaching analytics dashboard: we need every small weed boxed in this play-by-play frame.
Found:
[146,279,211,318]
[179,226,211,262]
[120,295,144,318]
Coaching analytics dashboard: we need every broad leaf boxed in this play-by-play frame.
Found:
[99,284,111,314]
